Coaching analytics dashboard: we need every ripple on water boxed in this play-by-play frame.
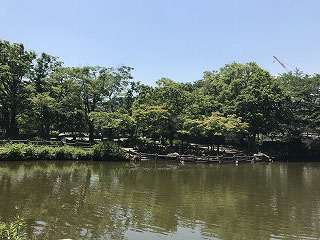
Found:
[1,161,320,239]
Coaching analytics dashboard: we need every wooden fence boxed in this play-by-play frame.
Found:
[0,140,92,149]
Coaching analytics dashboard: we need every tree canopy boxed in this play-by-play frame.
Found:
[0,39,319,151]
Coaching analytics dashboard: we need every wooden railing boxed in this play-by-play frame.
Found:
[0,140,93,149]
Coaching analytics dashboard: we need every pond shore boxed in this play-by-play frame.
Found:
[1,140,319,162]
[0,142,272,163]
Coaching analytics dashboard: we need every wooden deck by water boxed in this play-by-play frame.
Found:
[126,150,271,163]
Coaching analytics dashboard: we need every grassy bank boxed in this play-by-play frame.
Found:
[0,142,128,161]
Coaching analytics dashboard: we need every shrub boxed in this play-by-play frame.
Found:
[6,144,25,160]
[54,146,75,160]
[74,149,91,160]
[36,145,54,160]
[0,143,126,161]
[92,141,127,161]
[24,144,37,160]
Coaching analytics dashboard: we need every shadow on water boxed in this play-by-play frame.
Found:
[1,161,320,239]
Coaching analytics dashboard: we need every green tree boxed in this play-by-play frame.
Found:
[201,62,290,148]
[0,40,36,137]
[278,70,320,136]
[202,112,248,153]
[182,112,248,153]
[30,52,62,93]
[50,67,85,136]
[89,111,136,139]
[133,105,171,144]
[70,66,133,141]
[18,53,63,138]
[149,78,190,144]
[18,92,56,138]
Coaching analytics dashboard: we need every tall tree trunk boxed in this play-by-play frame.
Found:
[44,122,50,140]
[247,134,256,152]
[1,104,9,138]
[89,121,94,142]
[9,101,18,138]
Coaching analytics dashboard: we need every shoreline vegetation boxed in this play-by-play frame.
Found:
[0,142,127,161]
[0,140,318,162]
[0,39,319,161]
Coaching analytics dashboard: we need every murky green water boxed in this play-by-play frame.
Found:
[0,161,320,239]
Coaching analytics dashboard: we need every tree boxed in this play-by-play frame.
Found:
[18,92,56,138]
[30,52,62,93]
[278,70,320,136]
[200,62,290,148]
[182,112,248,153]
[0,40,36,137]
[18,53,63,138]
[50,67,85,136]
[89,111,136,139]
[133,105,171,144]
[70,66,133,141]
[202,112,248,153]
[149,78,190,144]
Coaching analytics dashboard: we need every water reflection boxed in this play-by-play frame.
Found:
[0,161,320,239]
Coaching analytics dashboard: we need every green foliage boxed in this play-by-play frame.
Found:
[1,39,319,154]
[0,216,26,240]
[202,112,248,136]
[133,105,171,142]
[68,65,133,141]
[181,112,248,147]
[278,70,320,136]
[24,144,37,160]
[0,40,36,137]
[3,144,25,160]
[92,141,127,161]
[89,111,136,138]
[35,145,53,160]
[0,144,90,161]
[53,146,75,160]
[200,62,289,137]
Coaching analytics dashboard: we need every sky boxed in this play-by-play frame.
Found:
[1,0,319,85]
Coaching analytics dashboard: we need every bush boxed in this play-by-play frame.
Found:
[54,146,75,160]
[6,144,25,160]
[36,145,54,160]
[0,144,92,161]
[74,149,91,160]
[92,141,127,161]
[24,144,37,160]
[0,143,126,161]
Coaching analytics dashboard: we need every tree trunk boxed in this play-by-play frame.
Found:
[247,134,256,152]
[44,122,50,140]
[1,104,9,138]
[9,101,18,138]
[89,121,94,142]
[161,136,165,146]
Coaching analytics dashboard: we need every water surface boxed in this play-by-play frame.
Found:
[0,161,320,239]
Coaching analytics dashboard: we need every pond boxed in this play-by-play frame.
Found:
[0,161,320,239]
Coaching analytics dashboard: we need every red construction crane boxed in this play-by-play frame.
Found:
[273,56,289,72]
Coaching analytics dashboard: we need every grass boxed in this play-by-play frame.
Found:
[0,216,26,240]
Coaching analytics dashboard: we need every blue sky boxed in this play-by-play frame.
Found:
[1,0,319,84]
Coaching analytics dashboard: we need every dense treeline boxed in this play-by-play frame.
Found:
[0,40,319,153]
